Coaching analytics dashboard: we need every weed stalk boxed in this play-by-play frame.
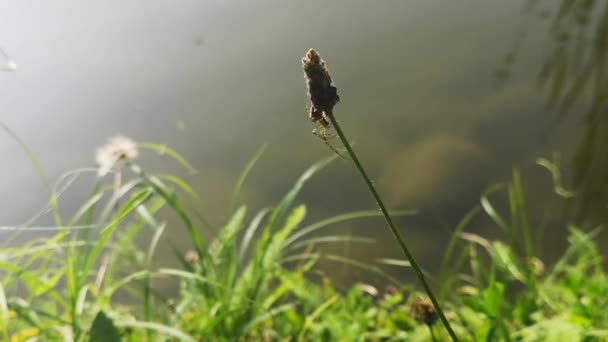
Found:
[301,48,458,340]
[326,112,459,341]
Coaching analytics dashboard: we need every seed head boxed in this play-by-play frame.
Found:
[302,48,340,122]
[184,250,199,264]
[95,136,139,176]
[410,297,438,326]
[530,257,545,276]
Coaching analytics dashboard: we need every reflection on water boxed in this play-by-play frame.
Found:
[380,134,484,206]
[0,0,605,283]
[500,0,608,225]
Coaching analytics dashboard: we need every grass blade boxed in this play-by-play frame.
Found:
[80,188,153,286]
[116,320,197,342]
[284,209,416,248]
[229,143,268,214]
[137,142,198,174]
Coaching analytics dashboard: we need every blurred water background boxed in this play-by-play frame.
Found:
[1,0,605,285]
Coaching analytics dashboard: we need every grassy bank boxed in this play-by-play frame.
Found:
[1,135,607,341]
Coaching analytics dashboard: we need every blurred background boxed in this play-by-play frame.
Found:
[0,0,605,285]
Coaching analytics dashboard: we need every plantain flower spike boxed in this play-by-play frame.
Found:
[302,48,340,126]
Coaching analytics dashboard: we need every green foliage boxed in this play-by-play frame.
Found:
[89,311,121,342]
[0,137,607,341]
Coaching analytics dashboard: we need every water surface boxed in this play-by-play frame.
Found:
[0,1,602,283]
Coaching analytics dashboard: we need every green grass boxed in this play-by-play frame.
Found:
[1,134,608,341]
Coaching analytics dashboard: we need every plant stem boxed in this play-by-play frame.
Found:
[429,324,438,342]
[326,113,459,342]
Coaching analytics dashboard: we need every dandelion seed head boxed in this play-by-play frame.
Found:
[95,135,138,175]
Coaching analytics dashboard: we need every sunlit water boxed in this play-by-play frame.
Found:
[0,1,603,284]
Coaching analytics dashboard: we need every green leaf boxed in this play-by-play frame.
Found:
[263,205,307,269]
[491,241,525,282]
[239,207,271,260]
[154,174,201,201]
[480,184,511,234]
[0,282,8,336]
[80,188,153,286]
[287,235,375,250]
[32,269,65,296]
[284,209,416,248]
[115,320,196,342]
[298,295,338,341]
[229,143,267,213]
[267,154,337,232]
[137,142,197,173]
[482,282,504,316]
[89,311,121,342]
[209,206,247,263]
[324,254,400,285]
[376,258,411,267]
[0,123,58,223]
[134,168,207,255]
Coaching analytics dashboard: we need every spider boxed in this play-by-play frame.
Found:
[307,104,349,160]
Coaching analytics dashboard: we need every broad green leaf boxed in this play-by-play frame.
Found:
[89,311,121,342]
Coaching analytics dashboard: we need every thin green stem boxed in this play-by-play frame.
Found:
[326,113,459,341]
[429,324,438,342]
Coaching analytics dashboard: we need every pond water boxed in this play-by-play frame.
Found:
[0,1,605,284]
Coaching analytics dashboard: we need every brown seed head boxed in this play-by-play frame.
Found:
[184,250,199,264]
[410,297,438,326]
[302,48,340,121]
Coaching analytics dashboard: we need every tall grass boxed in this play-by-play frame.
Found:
[1,126,607,341]
[0,131,413,340]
